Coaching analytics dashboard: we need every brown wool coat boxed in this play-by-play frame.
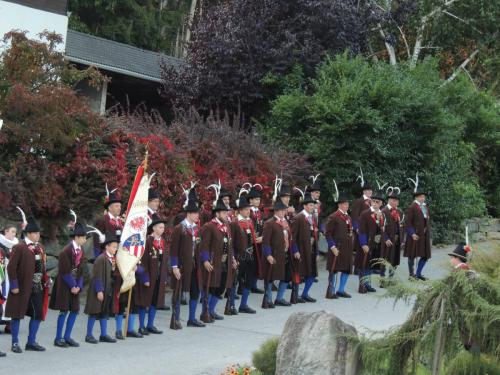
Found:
[84,254,113,315]
[404,203,431,259]
[134,236,169,308]
[49,244,86,312]
[291,213,316,278]
[6,242,48,319]
[325,211,354,274]
[381,206,403,267]
[93,215,124,254]
[199,222,234,289]
[230,221,247,261]
[261,217,287,281]
[354,209,387,269]
[170,224,199,292]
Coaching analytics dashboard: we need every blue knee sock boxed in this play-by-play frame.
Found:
[138,308,147,329]
[127,313,137,333]
[276,282,287,301]
[239,288,250,308]
[86,316,96,337]
[115,314,123,333]
[99,318,108,337]
[11,318,20,344]
[63,312,78,341]
[27,319,41,345]
[208,295,219,314]
[56,311,68,341]
[147,306,157,328]
[416,258,427,277]
[339,273,349,293]
[188,299,198,321]
[266,282,273,302]
[301,276,314,298]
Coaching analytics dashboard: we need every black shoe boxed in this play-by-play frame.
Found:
[251,288,265,294]
[126,330,143,338]
[275,299,291,306]
[158,305,170,311]
[336,291,352,298]
[230,307,238,315]
[0,351,5,357]
[11,343,22,353]
[138,328,150,336]
[416,275,427,281]
[268,302,275,309]
[303,296,317,303]
[85,335,98,344]
[238,306,256,314]
[25,342,46,352]
[115,331,125,340]
[366,285,377,293]
[296,297,306,303]
[314,278,319,283]
[211,312,224,320]
[54,339,68,348]
[187,319,206,327]
[180,297,187,305]
[99,335,117,343]
[65,338,80,347]
[147,326,163,334]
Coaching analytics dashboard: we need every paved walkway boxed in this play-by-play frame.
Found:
[0,247,451,375]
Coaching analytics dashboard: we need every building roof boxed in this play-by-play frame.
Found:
[64,29,183,83]
[3,0,67,15]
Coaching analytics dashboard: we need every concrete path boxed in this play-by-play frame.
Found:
[0,247,452,375]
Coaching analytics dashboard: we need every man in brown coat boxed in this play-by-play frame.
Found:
[93,190,124,257]
[381,188,404,284]
[325,193,354,299]
[170,189,205,328]
[262,200,291,307]
[132,214,168,334]
[49,222,88,348]
[199,198,237,323]
[230,195,257,314]
[355,192,390,294]
[84,233,119,344]
[6,217,48,353]
[404,188,431,280]
[291,192,318,302]
[248,185,265,294]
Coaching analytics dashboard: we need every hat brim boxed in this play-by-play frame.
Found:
[104,199,122,209]
[448,253,467,261]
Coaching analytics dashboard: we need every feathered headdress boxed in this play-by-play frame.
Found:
[87,225,105,244]
[16,206,28,230]
[181,181,197,209]
[272,174,283,203]
[207,179,222,209]
[356,167,365,188]
[236,186,250,208]
[332,179,339,203]
[293,186,305,202]
[407,172,419,194]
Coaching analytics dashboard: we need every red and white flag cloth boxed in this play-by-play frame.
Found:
[117,164,152,293]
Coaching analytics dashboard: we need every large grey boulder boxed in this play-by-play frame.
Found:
[276,311,360,375]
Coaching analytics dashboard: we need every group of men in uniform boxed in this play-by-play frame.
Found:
[0,172,433,356]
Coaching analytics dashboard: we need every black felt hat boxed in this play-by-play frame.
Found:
[24,216,40,233]
[148,188,160,201]
[70,222,88,237]
[448,242,470,262]
[104,191,122,209]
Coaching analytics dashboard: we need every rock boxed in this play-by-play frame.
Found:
[276,311,360,375]
[472,232,487,243]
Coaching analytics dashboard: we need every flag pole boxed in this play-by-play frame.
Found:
[123,147,149,338]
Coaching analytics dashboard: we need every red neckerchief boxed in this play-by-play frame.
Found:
[335,210,352,232]
[211,218,231,240]
[371,210,385,228]
[238,218,257,246]
[106,252,116,270]
[389,207,401,223]
[303,212,318,241]
[152,236,165,255]
[107,215,124,229]
[276,217,290,249]
[72,244,83,267]
[250,208,262,224]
